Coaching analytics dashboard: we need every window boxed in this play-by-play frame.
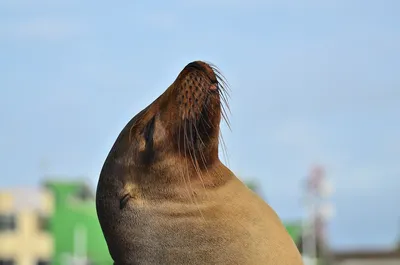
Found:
[37,214,50,231]
[0,214,16,232]
[74,185,94,201]
[37,260,50,265]
[0,259,15,265]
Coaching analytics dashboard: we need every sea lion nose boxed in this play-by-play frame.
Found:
[209,83,218,91]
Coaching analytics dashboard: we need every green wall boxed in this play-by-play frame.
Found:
[45,181,112,265]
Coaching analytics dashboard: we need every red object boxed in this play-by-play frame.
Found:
[307,165,325,193]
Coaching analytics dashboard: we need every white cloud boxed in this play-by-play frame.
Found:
[263,117,400,246]
[267,117,400,194]
[0,0,74,9]
[270,119,324,158]
[0,18,88,41]
[180,0,363,10]
[139,11,178,32]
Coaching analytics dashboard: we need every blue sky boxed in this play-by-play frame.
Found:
[1,0,399,249]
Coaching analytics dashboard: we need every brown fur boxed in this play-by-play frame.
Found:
[96,61,304,265]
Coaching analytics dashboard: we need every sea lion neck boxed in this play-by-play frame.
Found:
[131,158,233,192]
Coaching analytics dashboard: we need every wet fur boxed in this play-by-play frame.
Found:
[96,61,304,265]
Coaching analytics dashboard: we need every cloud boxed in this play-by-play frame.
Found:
[0,18,88,41]
[263,117,400,247]
[138,11,178,32]
[179,0,368,10]
[0,0,75,9]
[268,117,400,194]
[270,119,324,158]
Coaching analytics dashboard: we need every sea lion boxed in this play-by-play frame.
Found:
[96,61,304,265]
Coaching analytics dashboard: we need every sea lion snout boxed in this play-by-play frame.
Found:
[154,60,228,165]
[175,61,220,121]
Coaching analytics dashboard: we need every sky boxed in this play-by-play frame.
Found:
[1,0,399,250]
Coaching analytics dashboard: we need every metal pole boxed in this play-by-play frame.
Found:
[302,191,317,265]
[73,224,87,265]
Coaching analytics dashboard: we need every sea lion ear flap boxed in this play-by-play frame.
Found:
[137,115,156,154]
[143,116,156,146]
[139,116,156,164]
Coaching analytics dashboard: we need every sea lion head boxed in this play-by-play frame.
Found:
[96,61,231,264]
[123,61,229,184]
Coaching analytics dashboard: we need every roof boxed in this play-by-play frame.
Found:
[0,187,51,213]
[333,248,400,261]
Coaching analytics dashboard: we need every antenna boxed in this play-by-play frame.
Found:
[301,164,335,265]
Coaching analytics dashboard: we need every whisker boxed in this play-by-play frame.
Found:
[183,119,205,220]
[178,116,194,203]
[219,132,230,167]
[191,121,207,191]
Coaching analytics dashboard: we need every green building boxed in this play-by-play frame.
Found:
[44,180,112,265]
[41,178,304,265]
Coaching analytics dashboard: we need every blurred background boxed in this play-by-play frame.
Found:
[1,1,399,265]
